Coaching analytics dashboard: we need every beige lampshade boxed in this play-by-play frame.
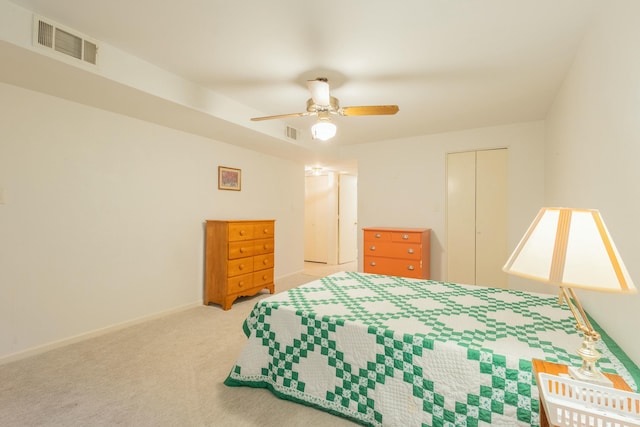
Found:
[503,208,636,293]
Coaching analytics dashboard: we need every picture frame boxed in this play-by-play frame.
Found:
[218,166,241,191]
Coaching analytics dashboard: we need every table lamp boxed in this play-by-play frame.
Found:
[502,207,636,386]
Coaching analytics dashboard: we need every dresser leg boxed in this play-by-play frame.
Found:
[222,296,235,311]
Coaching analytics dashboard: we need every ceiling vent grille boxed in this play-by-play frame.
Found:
[33,15,98,65]
[285,126,298,140]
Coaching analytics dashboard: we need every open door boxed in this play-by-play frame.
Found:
[338,174,358,264]
[304,175,330,263]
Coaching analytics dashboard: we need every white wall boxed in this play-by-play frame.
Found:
[0,82,304,361]
[341,121,545,285]
[545,0,640,363]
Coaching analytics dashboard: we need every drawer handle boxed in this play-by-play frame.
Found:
[239,230,245,236]
[238,281,245,287]
[369,261,377,266]
[263,259,268,265]
[407,265,415,271]
[369,245,376,251]
[263,244,269,250]
[407,248,414,254]
[240,247,246,253]
[402,234,409,240]
[375,233,381,238]
[262,275,267,280]
[263,228,269,234]
[239,264,245,270]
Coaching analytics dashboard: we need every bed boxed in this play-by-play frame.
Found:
[224,271,640,426]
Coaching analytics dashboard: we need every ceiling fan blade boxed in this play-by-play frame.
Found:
[307,79,331,107]
[341,105,399,116]
[250,112,309,121]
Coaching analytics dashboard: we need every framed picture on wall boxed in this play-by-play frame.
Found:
[218,166,241,191]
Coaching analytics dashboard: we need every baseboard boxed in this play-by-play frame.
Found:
[0,301,201,366]
[275,269,306,279]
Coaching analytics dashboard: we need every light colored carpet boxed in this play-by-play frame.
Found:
[0,267,358,426]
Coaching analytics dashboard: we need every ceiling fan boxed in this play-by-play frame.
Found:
[250,77,399,140]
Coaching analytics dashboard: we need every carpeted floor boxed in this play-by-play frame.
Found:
[0,263,358,426]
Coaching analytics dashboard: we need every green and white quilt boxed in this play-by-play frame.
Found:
[225,272,640,426]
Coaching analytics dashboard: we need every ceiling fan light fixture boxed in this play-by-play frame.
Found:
[311,120,337,141]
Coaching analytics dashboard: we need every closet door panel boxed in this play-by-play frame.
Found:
[446,151,476,285]
[304,175,329,263]
[476,149,508,288]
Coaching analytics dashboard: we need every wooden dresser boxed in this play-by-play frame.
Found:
[363,227,430,279]
[204,220,275,310]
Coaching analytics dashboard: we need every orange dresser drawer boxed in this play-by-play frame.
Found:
[253,268,274,286]
[227,273,254,293]
[391,231,422,243]
[228,241,255,259]
[254,222,275,238]
[254,253,274,271]
[364,230,392,242]
[254,238,274,255]
[364,229,424,243]
[228,222,255,241]
[227,257,253,277]
[364,241,422,260]
[364,257,424,279]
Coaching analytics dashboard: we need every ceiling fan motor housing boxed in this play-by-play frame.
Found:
[306,97,340,113]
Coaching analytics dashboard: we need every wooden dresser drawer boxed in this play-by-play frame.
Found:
[254,238,274,255]
[227,257,253,277]
[228,222,255,241]
[364,242,422,260]
[364,257,424,279]
[253,268,274,286]
[254,222,275,238]
[254,253,274,271]
[364,230,392,242]
[227,273,254,293]
[391,231,422,243]
[228,241,255,259]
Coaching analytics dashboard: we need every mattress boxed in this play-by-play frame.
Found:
[225,271,640,426]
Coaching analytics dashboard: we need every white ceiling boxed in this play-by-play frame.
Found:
[4,0,599,168]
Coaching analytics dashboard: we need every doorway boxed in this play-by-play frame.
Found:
[304,172,358,265]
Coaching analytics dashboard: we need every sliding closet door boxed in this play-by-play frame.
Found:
[446,149,508,288]
[475,149,508,288]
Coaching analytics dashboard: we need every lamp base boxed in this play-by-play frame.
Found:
[568,365,613,387]
[568,328,614,387]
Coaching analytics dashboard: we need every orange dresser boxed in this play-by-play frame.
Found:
[204,220,275,310]
[363,227,430,279]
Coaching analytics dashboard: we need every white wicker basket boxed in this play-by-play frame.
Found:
[538,373,640,427]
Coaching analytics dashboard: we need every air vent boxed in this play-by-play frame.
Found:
[285,126,298,140]
[33,15,98,65]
